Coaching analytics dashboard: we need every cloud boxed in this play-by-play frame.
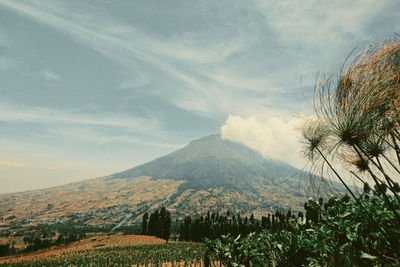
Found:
[0,103,183,149]
[40,164,62,170]
[0,103,164,138]
[47,126,182,149]
[0,32,9,46]
[41,70,60,82]
[221,114,307,168]
[202,69,282,93]
[0,0,273,118]
[0,160,27,167]
[118,73,150,90]
[0,1,213,110]
[0,57,15,71]
[257,0,389,46]
[98,7,260,65]
[157,25,260,64]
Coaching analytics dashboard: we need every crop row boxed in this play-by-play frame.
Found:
[1,243,217,266]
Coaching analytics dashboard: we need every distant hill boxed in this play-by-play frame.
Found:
[0,134,340,230]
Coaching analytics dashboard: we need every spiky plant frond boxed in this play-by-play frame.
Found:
[302,37,400,201]
[301,119,329,161]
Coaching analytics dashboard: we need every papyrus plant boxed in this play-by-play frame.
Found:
[302,38,400,209]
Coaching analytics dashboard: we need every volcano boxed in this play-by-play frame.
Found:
[0,135,322,228]
[111,134,301,191]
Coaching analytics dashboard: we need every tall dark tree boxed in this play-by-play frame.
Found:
[147,210,160,236]
[180,216,192,241]
[261,216,267,229]
[159,207,171,241]
[141,212,149,235]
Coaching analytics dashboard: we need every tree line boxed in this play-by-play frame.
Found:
[141,207,172,241]
[179,210,306,242]
[142,208,310,242]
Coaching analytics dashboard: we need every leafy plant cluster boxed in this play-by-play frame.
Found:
[205,194,400,266]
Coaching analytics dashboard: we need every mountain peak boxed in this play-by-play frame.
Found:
[111,134,299,190]
[189,134,221,143]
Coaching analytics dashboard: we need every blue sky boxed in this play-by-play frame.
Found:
[0,0,399,192]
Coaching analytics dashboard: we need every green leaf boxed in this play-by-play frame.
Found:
[341,212,352,218]
[360,252,377,260]
[346,232,357,241]
[234,235,241,242]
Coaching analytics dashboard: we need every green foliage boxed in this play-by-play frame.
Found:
[205,195,400,266]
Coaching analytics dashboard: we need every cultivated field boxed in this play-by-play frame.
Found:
[0,235,209,266]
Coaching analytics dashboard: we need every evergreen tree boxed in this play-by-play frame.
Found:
[181,216,192,241]
[159,207,171,241]
[147,210,160,236]
[141,212,148,235]
[261,216,267,229]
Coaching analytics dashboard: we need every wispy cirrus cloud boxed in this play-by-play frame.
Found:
[117,74,150,91]
[0,103,168,141]
[256,0,391,46]
[0,0,269,117]
[0,57,15,71]
[0,31,9,46]
[0,2,207,94]
[102,21,258,65]
[0,161,64,170]
[41,69,60,82]
[47,126,182,149]
[0,160,27,167]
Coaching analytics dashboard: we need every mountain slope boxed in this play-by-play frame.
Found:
[0,134,329,230]
[111,134,301,190]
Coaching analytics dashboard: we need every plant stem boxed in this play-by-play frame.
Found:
[380,153,400,175]
[314,147,397,248]
[315,148,357,201]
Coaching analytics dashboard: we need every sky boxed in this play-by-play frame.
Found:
[0,0,399,193]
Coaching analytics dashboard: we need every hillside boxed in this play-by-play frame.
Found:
[0,135,330,231]
[112,134,301,190]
